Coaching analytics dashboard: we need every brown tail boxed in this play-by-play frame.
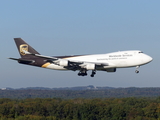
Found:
[14,38,40,58]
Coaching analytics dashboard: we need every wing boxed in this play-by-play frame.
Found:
[22,50,58,60]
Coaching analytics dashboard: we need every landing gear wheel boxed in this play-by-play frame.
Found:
[135,70,139,73]
[82,73,87,76]
[92,71,96,75]
[90,74,94,77]
[78,69,88,76]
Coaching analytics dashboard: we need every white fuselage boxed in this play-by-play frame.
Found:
[45,50,153,71]
[11,38,153,77]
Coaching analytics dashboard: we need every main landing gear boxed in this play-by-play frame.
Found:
[78,69,96,77]
[78,69,87,76]
[90,70,96,77]
[135,66,140,73]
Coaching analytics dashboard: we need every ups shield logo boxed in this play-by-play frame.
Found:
[20,44,28,55]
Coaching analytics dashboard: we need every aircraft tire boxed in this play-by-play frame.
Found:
[90,74,94,77]
[135,70,139,73]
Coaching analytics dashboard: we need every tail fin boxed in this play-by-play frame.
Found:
[14,38,40,58]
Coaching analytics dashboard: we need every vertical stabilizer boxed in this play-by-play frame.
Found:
[14,38,40,58]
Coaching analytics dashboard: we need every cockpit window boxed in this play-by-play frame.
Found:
[139,51,143,53]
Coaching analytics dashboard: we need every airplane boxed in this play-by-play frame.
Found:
[9,38,153,77]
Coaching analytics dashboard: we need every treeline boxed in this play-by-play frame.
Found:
[0,97,160,120]
[1,87,160,99]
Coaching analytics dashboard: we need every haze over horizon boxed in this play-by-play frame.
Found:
[1,1,159,88]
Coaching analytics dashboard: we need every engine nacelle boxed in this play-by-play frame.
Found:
[85,64,95,70]
[106,68,116,72]
[58,60,69,66]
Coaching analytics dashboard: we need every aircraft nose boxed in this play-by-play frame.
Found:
[148,56,153,62]
[144,54,153,63]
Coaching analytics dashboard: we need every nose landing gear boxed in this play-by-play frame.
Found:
[135,66,140,73]
[135,70,139,73]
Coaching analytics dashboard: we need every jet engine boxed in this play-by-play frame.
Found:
[106,68,116,72]
[85,64,95,70]
[58,60,69,66]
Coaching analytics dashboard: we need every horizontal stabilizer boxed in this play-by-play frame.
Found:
[9,58,34,64]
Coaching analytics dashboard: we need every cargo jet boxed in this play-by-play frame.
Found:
[9,38,153,77]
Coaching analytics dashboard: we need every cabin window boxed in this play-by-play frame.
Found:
[139,51,143,53]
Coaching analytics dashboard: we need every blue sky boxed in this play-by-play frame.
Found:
[1,0,160,88]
